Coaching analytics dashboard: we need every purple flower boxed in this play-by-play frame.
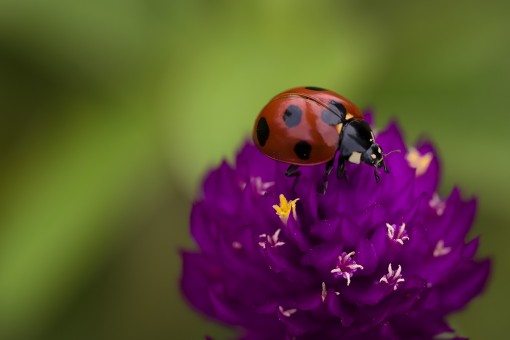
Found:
[180,115,490,339]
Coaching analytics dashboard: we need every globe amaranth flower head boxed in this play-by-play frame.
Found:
[180,113,491,340]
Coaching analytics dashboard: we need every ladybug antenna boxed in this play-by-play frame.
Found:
[383,149,401,157]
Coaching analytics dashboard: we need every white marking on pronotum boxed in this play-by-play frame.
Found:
[348,151,362,164]
[232,241,242,249]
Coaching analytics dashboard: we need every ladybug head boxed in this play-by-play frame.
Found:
[361,143,390,183]
[361,144,384,167]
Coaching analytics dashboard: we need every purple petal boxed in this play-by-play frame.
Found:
[309,215,363,248]
[180,251,220,318]
[202,161,242,214]
[301,242,344,274]
[190,202,219,255]
[356,239,379,276]
[181,110,491,339]
[437,259,491,312]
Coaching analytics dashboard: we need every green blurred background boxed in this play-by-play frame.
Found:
[0,0,508,339]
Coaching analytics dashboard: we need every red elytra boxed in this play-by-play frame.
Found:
[253,86,363,165]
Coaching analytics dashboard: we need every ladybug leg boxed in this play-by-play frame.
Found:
[319,158,335,195]
[337,158,348,183]
[381,160,390,173]
[285,164,301,192]
[373,161,389,183]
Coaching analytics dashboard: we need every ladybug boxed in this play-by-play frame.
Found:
[253,86,389,193]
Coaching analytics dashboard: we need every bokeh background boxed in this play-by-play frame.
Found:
[0,0,508,339]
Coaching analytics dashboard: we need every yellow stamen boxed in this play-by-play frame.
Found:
[406,147,433,176]
[273,194,299,225]
[321,282,327,302]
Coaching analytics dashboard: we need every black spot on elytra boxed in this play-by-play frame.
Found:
[321,109,342,126]
[283,105,302,128]
[256,117,270,146]
[328,100,347,121]
[294,141,312,160]
[305,86,326,91]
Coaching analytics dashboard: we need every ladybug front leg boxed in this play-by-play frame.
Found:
[285,164,301,192]
[373,160,389,183]
[380,160,390,174]
[319,158,335,195]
